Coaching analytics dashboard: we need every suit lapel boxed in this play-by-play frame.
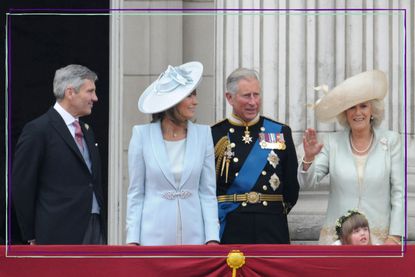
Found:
[150,122,177,189]
[47,108,91,173]
[179,121,195,188]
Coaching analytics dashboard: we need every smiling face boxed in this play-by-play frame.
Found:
[175,90,198,120]
[345,101,372,132]
[64,79,98,117]
[348,227,371,245]
[226,77,261,122]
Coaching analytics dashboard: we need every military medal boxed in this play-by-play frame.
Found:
[276,133,286,150]
[259,133,268,149]
[267,150,279,168]
[259,132,286,150]
[242,126,252,144]
[269,173,280,191]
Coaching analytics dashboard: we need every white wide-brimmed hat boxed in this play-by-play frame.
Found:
[314,70,387,122]
[138,61,203,114]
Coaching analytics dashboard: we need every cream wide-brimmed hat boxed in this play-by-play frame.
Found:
[314,70,387,122]
[138,61,203,114]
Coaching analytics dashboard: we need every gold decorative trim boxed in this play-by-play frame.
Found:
[227,250,245,277]
[228,113,260,127]
[214,136,229,177]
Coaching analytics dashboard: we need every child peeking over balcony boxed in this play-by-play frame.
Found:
[333,209,372,245]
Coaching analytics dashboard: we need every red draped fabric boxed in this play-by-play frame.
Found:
[1,245,413,276]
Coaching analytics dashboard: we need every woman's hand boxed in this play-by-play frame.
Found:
[127,242,140,246]
[384,235,401,245]
[206,241,220,245]
[302,128,323,170]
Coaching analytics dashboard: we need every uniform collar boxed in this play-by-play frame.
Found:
[228,113,260,127]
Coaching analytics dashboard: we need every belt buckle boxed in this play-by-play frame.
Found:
[246,192,260,204]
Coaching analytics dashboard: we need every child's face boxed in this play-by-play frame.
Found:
[348,227,370,245]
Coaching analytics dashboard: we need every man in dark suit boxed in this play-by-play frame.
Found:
[12,64,106,245]
[211,68,299,244]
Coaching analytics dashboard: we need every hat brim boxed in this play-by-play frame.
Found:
[138,61,203,114]
[315,70,387,122]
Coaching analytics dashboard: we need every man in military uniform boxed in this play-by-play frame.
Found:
[211,68,299,244]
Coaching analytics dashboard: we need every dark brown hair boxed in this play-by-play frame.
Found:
[151,90,197,124]
[339,213,371,245]
[151,106,187,125]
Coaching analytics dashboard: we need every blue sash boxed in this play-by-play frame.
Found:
[218,119,282,238]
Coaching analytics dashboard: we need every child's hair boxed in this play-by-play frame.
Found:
[335,209,371,244]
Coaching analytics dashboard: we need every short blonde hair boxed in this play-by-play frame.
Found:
[336,99,384,128]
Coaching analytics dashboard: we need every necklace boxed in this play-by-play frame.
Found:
[161,118,187,139]
[349,132,374,153]
[164,127,187,138]
[172,129,186,138]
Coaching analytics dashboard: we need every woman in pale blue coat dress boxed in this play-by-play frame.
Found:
[298,70,404,245]
[126,62,219,246]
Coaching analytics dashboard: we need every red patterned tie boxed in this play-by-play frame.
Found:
[73,120,84,152]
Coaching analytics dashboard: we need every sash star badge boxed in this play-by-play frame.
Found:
[267,150,279,168]
[269,173,280,191]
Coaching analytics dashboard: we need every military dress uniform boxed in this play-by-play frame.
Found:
[211,114,299,244]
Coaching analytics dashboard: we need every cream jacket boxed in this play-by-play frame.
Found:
[298,128,404,244]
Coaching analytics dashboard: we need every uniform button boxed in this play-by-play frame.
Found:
[241,202,247,207]
[262,185,268,191]
[261,171,267,176]
[229,128,235,133]
[233,157,239,163]
[260,127,265,132]
[89,183,93,188]
[262,201,268,206]
[230,143,236,148]
[235,172,239,176]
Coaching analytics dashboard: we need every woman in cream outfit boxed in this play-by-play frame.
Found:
[298,70,404,245]
[126,62,219,246]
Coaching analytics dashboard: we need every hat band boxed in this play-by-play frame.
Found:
[155,65,193,94]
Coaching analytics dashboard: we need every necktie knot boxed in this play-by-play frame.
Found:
[73,121,84,151]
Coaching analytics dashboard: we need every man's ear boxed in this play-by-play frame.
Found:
[64,87,74,99]
[225,92,233,105]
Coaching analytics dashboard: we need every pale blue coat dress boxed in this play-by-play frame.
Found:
[298,128,404,244]
[126,121,219,245]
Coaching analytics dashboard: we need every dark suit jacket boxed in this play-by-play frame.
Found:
[12,107,106,244]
